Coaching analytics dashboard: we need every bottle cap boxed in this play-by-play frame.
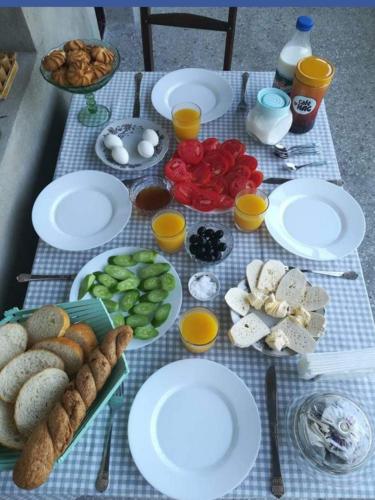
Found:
[296,55,335,87]
[258,88,290,110]
[296,16,314,32]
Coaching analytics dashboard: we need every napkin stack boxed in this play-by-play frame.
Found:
[298,348,375,380]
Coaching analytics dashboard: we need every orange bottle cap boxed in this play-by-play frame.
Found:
[296,56,335,88]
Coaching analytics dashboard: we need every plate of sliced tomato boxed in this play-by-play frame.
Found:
[164,138,264,213]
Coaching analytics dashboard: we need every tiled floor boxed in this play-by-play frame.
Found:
[104,7,375,316]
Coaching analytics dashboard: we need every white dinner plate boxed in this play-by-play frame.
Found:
[69,246,182,351]
[95,118,169,172]
[128,358,261,500]
[32,170,131,251]
[151,68,233,124]
[265,179,366,261]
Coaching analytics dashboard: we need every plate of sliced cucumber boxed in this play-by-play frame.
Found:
[70,246,182,350]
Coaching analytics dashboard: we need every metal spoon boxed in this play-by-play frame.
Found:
[287,267,358,280]
[237,72,249,112]
[283,160,326,172]
[274,142,318,157]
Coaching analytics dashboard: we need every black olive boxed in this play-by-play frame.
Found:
[197,226,206,236]
[189,244,199,255]
[214,229,224,239]
[189,234,200,244]
[204,228,215,239]
[218,242,227,251]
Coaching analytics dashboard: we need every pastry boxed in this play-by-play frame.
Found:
[66,49,91,67]
[92,61,111,80]
[66,62,94,87]
[13,326,133,490]
[91,46,114,65]
[52,67,68,86]
[42,50,66,72]
[63,39,86,52]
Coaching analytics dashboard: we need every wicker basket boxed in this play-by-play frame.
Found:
[0,52,18,100]
[0,298,129,470]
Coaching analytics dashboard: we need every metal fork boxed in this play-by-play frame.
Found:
[95,383,126,492]
[237,72,249,112]
[273,143,318,158]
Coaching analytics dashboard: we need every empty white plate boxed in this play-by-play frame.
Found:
[32,170,131,251]
[128,359,261,500]
[266,178,366,260]
[151,68,233,124]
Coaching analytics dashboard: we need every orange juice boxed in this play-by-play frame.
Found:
[179,307,219,353]
[172,102,201,141]
[234,189,269,232]
[152,209,186,253]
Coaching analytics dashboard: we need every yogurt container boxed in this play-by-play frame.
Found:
[246,88,293,146]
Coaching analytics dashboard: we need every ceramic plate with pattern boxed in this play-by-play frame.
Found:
[95,118,169,172]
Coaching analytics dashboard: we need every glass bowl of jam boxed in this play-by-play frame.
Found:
[129,176,173,215]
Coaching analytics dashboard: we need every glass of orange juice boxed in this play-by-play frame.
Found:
[151,209,186,253]
[234,189,269,232]
[172,102,201,141]
[179,307,219,353]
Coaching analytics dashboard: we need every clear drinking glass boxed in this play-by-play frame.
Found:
[172,102,201,141]
[234,188,269,232]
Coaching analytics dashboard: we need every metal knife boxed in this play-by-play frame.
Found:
[133,72,143,118]
[264,177,344,187]
[266,365,284,499]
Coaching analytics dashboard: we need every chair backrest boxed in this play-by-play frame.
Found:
[140,8,237,71]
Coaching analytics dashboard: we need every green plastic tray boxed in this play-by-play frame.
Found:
[0,298,129,471]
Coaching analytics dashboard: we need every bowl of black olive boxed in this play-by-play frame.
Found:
[185,222,234,265]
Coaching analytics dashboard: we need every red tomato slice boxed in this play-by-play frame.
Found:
[172,182,194,205]
[220,148,235,170]
[202,138,220,154]
[207,176,227,194]
[164,158,191,183]
[192,189,219,212]
[204,151,230,176]
[221,139,246,159]
[236,154,258,172]
[217,194,234,209]
[229,176,255,198]
[177,140,204,165]
[191,163,212,185]
[250,170,264,187]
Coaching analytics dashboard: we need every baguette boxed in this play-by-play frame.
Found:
[13,326,133,490]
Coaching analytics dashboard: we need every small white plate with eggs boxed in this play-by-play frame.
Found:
[95,118,169,172]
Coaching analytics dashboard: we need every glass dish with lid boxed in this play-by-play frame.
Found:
[287,391,374,476]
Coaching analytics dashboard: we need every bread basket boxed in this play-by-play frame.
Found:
[0,298,129,471]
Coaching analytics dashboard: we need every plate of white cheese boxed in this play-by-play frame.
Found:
[95,118,169,172]
[225,259,329,357]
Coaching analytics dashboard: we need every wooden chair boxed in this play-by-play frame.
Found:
[140,8,237,71]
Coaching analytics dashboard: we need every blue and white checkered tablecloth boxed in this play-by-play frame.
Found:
[1,72,375,499]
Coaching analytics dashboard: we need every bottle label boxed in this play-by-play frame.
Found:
[273,70,293,95]
[292,95,317,115]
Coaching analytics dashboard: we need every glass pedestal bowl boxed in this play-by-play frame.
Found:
[40,39,120,127]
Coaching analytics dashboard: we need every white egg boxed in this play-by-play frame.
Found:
[104,134,123,149]
[137,140,155,159]
[111,146,129,165]
[142,129,159,147]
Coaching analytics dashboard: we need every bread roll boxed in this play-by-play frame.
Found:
[64,323,97,359]
[13,326,133,490]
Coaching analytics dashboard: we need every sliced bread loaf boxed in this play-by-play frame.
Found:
[0,399,25,450]
[15,368,69,436]
[64,323,98,358]
[0,350,64,403]
[31,338,83,377]
[257,260,286,293]
[0,323,28,370]
[246,259,263,292]
[228,313,270,348]
[275,268,307,308]
[224,288,251,317]
[25,305,70,346]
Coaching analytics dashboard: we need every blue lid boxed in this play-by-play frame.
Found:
[258,88,290,110]
[296,16,314,32]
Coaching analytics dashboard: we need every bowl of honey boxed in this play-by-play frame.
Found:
[129,175,173,215]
